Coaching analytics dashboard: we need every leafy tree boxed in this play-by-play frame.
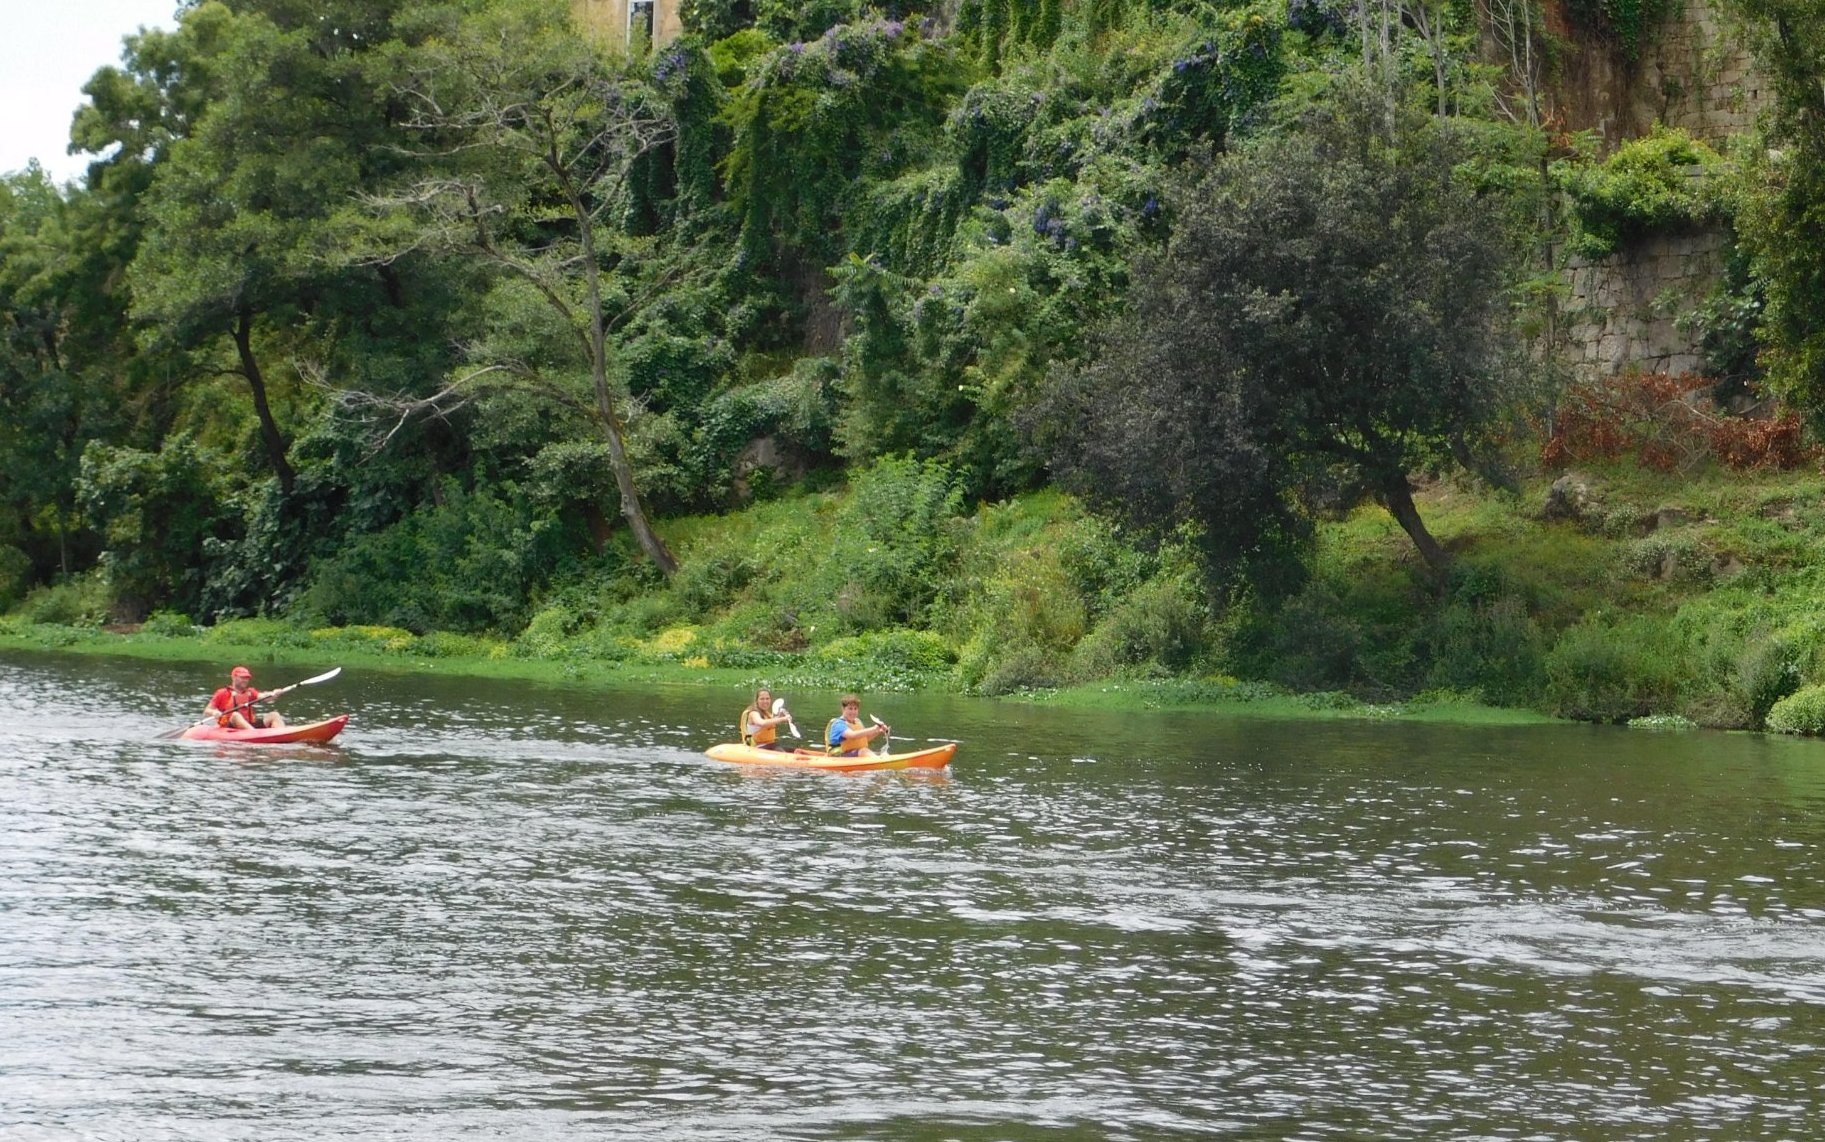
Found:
[0,170,139,582]
[120,2,433,495]
[1728,0,1825,413]
[1038,89,1529,581]
[77,436,236,619]
[366,0,686,575]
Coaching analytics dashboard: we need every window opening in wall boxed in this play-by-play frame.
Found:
[629,0,654,47]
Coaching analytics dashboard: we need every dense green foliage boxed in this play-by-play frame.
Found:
[1562,0,1675,60]
[8,0,1825,730]
[1555,127,1729,260]
[1038,88,1535,579]
[1726,0,1825,422]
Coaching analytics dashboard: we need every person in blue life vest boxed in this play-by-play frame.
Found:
[741,688,794,751]
[826,694,889,758]
[205,665,287,731]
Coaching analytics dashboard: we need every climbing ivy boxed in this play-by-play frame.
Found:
[1563,0,1674,61]
[1553,126,1729,259]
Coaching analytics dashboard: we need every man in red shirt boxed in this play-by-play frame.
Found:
[206,666,287,731]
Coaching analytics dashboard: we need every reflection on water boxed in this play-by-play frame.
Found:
[4,649,1825,1139]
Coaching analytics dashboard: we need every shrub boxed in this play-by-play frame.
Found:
[815,457,966,628]
[16,573,111,627]
[1070,569,1210,679]
[1741,635,1806,726]
[1543,615,1691,722]
[1543,371,1814,473]
[206,617,307,646]
[76,436,235,620]
[1555,127,1725,257]
[1420,594,1548,706]
[703,642,795,669]
[411,631,507,659]
[976,643,1067,695]
[1767,684,1825,735]
[810,629,954,673]
[0,544,31,610]
[516,604,586,659]
[141,610,196,637]
[307,625,417,654]
[1562,0,1673,60]
[297,483,581,634]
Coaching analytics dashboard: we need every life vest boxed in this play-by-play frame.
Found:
[211,686,260,727]
[826,716,864,757]
[740,705,775,747]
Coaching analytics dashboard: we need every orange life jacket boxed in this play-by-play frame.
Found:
[826,716,865,756]
[211,686,261,727]
[740,705,775,746]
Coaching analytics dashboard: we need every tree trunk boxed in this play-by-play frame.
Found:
[1377,474,1449,575]
[572,184,678,577]
[232,308,296,495]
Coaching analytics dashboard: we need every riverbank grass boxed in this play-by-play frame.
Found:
[16,461,1825,731]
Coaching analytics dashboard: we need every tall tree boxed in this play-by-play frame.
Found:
[1729,0,1825,410]
[103,1,427,495]
[1039,90,1528,580]
[366,0,681,574]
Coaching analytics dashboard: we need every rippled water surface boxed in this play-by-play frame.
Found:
[6,650,1825,1139]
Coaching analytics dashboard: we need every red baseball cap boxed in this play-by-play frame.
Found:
[231,666,253,680]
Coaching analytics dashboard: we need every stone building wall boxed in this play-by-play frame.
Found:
[572,0,683,49]
[1546,0,1767,150]
[1637,0,1766,145]
[1560,227,1730,379]
[1546,0,1765,377]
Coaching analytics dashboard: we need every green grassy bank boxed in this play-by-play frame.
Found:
[0,615,1552,727]
[13,457,1825,734]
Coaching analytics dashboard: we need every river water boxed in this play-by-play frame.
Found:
[4,649,1825,1139]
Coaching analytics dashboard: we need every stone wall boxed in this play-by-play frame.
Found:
[1544,0,1763,377]
[1560,226,1730,379]
[1546,0,1767,150]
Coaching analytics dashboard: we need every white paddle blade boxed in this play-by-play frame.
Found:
[774,698,799,737]
[301,667,343,686]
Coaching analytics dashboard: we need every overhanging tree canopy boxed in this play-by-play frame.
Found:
[1040,89,1529,582]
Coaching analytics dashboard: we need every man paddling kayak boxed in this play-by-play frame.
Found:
[826,694,889,758]
[205,666,287,731]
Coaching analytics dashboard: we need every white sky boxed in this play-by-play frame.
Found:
[0,1,182,185]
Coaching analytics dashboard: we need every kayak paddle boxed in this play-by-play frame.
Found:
[870,714,891,754]
[160,667,343,739]
[772,697,800,737]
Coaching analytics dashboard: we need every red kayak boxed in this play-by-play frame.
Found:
[178,715,350,744]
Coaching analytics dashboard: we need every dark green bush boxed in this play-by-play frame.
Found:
[0,544,31,610]
[298,483,583,634]
[76,436,235,621]
[1741,635,1806,726]
[1070,569,1211,678]
[1555,127,1726,258]
[141,610,196,637]
[815,456,966,628]
[15,573,110,627]
[1543,615,1691,722]
[977,643,1066,695]
[1562,0,1673,59]
[1421,594,1549,706]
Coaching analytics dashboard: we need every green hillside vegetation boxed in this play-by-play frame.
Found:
[5,0,1825,732]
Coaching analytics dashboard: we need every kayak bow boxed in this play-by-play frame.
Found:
[705,741,955,773]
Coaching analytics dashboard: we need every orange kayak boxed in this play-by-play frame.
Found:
[179,715,349,744]
[705,741,955,773]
